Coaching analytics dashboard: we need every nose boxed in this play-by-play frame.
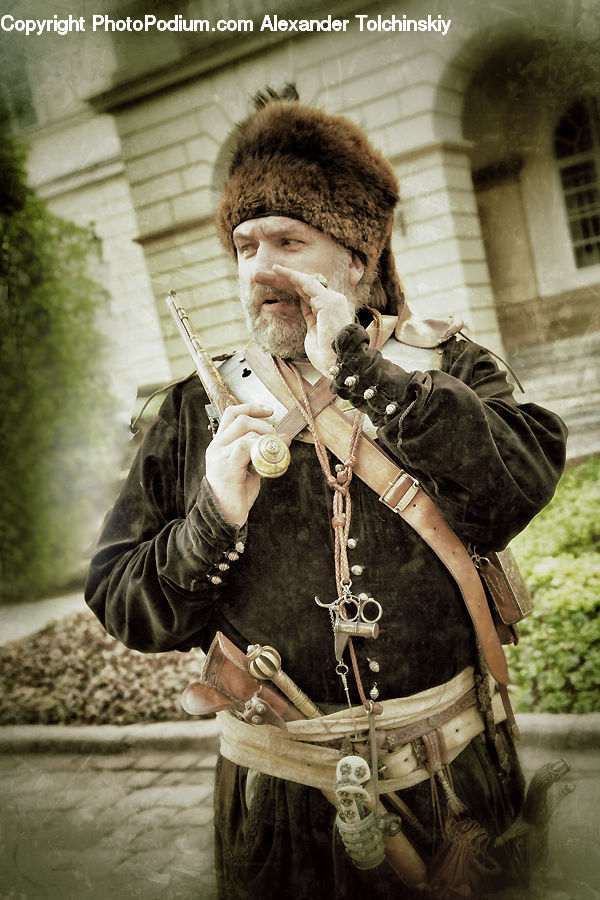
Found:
[248,240,279,284]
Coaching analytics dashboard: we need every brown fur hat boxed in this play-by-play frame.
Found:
[217,89,404,315]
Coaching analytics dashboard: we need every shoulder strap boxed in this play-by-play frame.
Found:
[243,341,509,687]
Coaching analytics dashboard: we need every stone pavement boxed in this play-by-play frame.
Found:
[0,722,220,900]
[0,717,599,900]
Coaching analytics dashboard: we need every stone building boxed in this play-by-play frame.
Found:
[3,0,599,461]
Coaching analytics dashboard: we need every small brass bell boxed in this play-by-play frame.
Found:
[367,657,380,673]
[370,683,380,701]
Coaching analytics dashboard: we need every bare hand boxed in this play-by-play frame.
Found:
[254,264,354,374]
[205,403,279,527]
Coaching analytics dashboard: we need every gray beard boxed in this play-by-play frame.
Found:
[245,304,307,359]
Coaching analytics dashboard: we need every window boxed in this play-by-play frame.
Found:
[554,97,600,269]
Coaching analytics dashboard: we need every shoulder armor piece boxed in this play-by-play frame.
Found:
[395,308,463,348]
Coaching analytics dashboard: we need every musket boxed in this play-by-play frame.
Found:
[166,290,290,478]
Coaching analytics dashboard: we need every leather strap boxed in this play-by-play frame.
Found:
[277,376,334,437]
[243,341,509,686]
[274,314,396,439]
[380,688,478,749]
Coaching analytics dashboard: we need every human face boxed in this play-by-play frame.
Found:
[233,216,363,358]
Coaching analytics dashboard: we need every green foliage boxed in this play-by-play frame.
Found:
[510,456,600,568]
[0,136,115,603]
[0,612,205,725]
[507,456,600,713]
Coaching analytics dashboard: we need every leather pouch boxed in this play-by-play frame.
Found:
[181,631,301,724]
[478,548,533,645]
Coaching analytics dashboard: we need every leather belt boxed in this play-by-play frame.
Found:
[217,689,507,795]
[380,686,477,750]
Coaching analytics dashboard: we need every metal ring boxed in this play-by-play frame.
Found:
[338,595,360,622]
[359,598,383,624]
[312,272,328,288]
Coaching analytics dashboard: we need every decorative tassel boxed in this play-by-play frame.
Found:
[422,731,468,822]
[438,770,468,819]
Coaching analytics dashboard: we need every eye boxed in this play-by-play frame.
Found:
[280,237,302,247]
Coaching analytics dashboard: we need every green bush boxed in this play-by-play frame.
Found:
[0,612,205,726]
[0,137,116,603]
[507,456,600,713]
[510,456,600,565]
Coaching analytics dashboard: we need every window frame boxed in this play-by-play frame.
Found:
[554,96,600,271]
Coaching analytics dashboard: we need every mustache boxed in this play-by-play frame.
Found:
[247,284,300,311]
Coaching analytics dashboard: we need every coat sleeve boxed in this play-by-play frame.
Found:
[84,384,241,653]
[330,324,567,549]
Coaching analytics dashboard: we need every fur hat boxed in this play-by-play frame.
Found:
[217,88,404,315]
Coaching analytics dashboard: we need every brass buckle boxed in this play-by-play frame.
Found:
[379,472,420,513]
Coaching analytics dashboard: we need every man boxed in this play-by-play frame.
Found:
[86,88,567,899]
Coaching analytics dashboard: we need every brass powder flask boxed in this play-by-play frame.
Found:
[165,291,290,478]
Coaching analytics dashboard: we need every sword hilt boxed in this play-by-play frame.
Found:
[246,644,322,719]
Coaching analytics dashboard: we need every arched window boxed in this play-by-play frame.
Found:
[554,97,600,269]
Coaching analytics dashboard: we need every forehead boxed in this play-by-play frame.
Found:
[232,215,325,242]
